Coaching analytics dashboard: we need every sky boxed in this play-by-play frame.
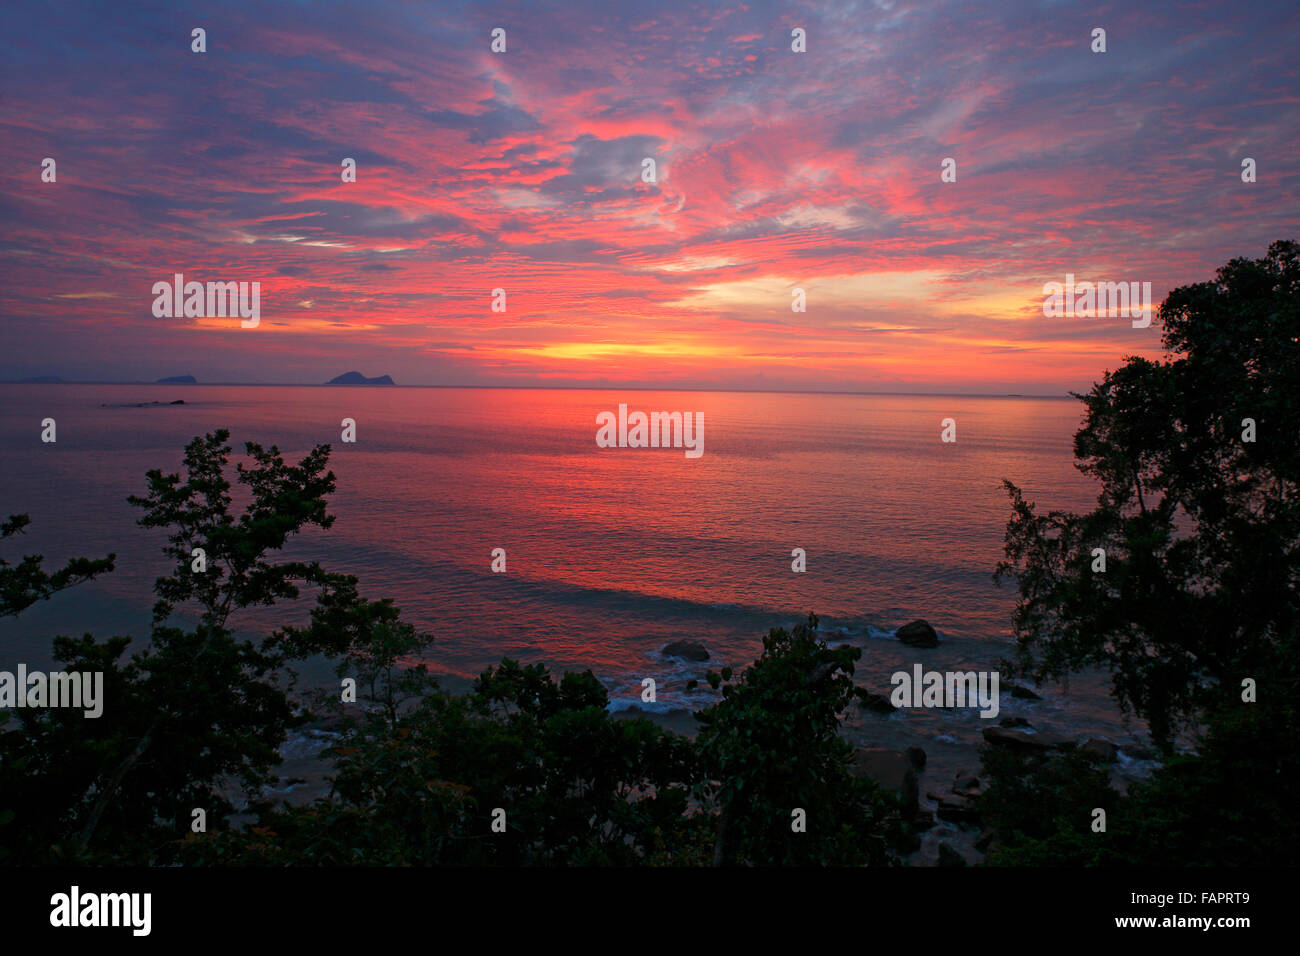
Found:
[1,0,1297,393]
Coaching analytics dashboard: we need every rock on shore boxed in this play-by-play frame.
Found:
[661,640,710,661]
[857,690,898,714]
[981,726,1073,753]
[894,619,939,647]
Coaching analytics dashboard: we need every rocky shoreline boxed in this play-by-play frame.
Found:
[253,619,1160,865]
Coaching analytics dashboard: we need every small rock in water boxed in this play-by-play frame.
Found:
[858,691,898,714]
[982,726,1071,753]
[929,792,980,825]
[661,640,709,662]
[894,619,939,647]
[998,716,1032,728]
[1007,683,1042,700]
[1080,738,1119,762]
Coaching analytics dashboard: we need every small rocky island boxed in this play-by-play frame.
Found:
[326,371,395,386]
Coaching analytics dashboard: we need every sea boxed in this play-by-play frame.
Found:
[0,384,1158,819]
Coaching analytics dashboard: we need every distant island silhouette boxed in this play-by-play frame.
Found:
[156,375,197,384]
[327,371,395,386]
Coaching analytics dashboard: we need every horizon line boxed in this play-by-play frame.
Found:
[0,379,1079,399]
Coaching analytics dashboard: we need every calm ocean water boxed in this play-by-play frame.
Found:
[0,385,1149,767]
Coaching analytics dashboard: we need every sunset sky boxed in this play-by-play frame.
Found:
[1,0,1297,393]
